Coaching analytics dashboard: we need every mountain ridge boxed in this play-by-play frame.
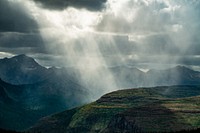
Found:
[0,55,90,131]
[1,54,200,87]
[28,85,200,133]
[0,54,49,85]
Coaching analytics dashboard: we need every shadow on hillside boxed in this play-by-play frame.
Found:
[104,102,192,133]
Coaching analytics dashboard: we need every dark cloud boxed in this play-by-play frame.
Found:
[0,33,48,56]
[0,0,38,33]
[0,0,47,57]
[33,0,107,11]
[0,47,44,56]
[178,56,200,66]
[0,32,44,48]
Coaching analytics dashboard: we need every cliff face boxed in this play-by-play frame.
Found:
[29,86,200,133]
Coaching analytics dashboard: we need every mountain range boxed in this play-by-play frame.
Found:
[110,65,200,88]
[0,55,200,131]
[1,54,200,88]
[0,55,89,131]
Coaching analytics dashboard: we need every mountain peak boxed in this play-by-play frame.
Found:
[8,54,41,67]
[12,54,34,60]
[175,65,189,69]
[15,54,27,57]
[0,54,48,85]
[173,65,196,73]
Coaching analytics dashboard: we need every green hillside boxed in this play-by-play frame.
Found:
[29,85,200,133]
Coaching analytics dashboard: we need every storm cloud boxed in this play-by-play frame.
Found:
[0,0,46,57]
[33,0,107,11]
[0,0,38,33]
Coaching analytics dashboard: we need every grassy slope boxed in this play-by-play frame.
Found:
[29,86,200,133]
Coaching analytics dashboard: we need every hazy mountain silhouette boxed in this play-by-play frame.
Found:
[109,65,200,88]
[146,66,200,86]
[0,54,50,85]
[0,55,199,87]
[0,56,89,131]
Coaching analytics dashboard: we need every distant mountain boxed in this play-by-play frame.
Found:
[109,65,200,88]
[109,66,145,88]
[146,66,200,86]
[1,54,199,87]
[0,73,89,131]
[28,85,200,133]
[0,55,91,131]
[0,54,50,85]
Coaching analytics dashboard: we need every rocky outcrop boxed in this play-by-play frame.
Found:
[104,114,142,133]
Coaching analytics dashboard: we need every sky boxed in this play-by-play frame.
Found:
[0,0,200,71]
